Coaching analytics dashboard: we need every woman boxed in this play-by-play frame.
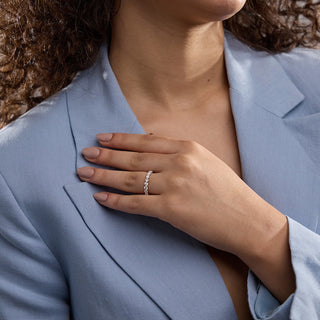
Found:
[0,0,319,319]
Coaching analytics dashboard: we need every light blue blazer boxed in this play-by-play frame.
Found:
[0,31,320,320]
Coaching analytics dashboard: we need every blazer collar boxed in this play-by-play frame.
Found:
[64,31,320,319]
[65,44,143,170]
[224,31,305,118]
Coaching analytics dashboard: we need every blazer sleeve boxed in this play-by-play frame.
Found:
[247,215,320,320]
[0,171,70,320]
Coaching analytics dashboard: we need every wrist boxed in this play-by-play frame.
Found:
[234,197,296,302]
[234,193,288,263]
[244,217,296,302]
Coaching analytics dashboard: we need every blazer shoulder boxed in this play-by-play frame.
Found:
[0,85,73,181]
[273,47,320,99]
[0,88,67,151]
[274,46,320,70]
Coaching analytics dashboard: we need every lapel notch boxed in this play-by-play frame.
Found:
[224,31,305,119]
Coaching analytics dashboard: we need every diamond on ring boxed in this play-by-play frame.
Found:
[144,170,153,195]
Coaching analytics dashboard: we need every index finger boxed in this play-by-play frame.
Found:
[96,133,183,154]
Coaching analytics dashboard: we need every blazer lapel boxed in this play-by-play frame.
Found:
[63,43,237,319]
[64,182,237,319]
[224,31,320,230]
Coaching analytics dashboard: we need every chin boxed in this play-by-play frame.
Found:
[223,0,247,18]
[130,0,247,26]
[184,0,247,23]
[206,0,247,21]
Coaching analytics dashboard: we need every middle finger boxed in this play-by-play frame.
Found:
[81,147,170,172]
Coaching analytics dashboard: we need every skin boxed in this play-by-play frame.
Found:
[77,0,296,318]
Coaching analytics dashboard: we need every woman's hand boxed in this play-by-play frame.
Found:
[77,133,286,261]
[77,132,295,302]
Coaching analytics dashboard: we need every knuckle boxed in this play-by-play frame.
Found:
[181,140,199,152]
[167,175,185,189]
[137,134,155,149]
[156,205,168,222]
[98,168,110,181]
[164,195,188,228]
[175,153,189,164]
[163,194,179,215]
[128,197,141,212]
[137,139,149,150]
[124,172,139,189]
[174,154,194,172]
[143,134,155,141]
[130,153,144,169]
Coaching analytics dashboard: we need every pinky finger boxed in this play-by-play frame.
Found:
[93,192,162,219]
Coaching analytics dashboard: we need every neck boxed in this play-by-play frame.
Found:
[109,2,228,111]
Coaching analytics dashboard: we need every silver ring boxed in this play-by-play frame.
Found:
[144,171,153,195]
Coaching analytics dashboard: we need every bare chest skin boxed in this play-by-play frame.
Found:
[131,94,253,320]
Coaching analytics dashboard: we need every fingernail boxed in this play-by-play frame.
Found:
[77,167,94,179]
[82,147,100,159]
[96,133,113,142]
[94,193,108,202]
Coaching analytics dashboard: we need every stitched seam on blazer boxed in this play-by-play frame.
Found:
[65,91,78,173]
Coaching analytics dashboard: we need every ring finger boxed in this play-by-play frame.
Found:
[77,167,163,194]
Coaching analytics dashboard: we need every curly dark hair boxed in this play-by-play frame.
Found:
[0,0,319,129]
